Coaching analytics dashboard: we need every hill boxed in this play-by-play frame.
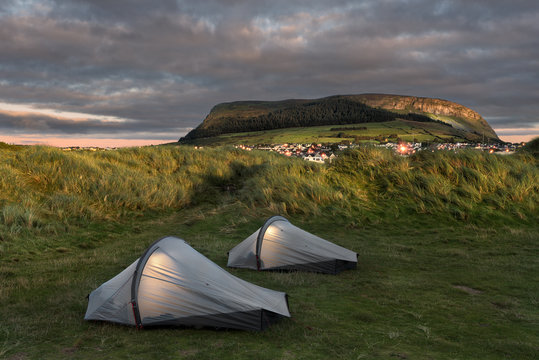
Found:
[180,94,499,144]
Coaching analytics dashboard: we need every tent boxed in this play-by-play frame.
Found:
[227,216,358,274]
[85,236,290,331]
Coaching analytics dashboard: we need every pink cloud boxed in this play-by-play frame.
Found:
[497,134,538,143]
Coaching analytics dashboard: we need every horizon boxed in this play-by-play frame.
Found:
[0,129,535,148]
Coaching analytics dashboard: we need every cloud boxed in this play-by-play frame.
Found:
[0,105,191,139]
[0,0,538,142]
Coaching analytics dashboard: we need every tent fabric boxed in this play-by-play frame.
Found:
[227,216,358,274]
[85,236,290,331]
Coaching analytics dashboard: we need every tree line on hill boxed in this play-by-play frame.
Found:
[181,98,449,141]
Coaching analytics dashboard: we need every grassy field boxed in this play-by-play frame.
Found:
[189,120,477,146]
[0,144,537,359]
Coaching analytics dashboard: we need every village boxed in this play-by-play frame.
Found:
[234,141,524,163]
[58,141,524,162]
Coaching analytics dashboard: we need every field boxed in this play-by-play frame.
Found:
[189,120,478,146]
[0,144,537,359]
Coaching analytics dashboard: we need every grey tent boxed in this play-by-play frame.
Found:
[227,216,358,274]
[85,236,290,331]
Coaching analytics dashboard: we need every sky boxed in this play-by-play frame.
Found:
[0,0,538,147]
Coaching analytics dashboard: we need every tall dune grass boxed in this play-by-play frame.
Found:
[330,147,537,223]
[0,145,537,254]
[0,146,276,246]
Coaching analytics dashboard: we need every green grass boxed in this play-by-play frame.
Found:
[0,145,537,359]
[188,120,477,146]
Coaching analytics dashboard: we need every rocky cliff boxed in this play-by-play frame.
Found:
[349,94,497,138]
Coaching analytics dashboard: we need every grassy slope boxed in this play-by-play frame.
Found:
[0,145,537,359]
[188,119,477,146]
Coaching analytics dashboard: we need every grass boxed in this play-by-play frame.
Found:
[0,144,537,359]
[187,120,476,146]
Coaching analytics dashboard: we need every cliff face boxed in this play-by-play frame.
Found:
[352,94,481,121]
[350,94,497,138]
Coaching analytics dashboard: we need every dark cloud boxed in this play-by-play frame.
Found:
[0,0,537,141]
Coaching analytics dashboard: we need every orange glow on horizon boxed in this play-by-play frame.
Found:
[0,135,177,148]
[496,134,538,143]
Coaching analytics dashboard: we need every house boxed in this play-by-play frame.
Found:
[304,154,324,163]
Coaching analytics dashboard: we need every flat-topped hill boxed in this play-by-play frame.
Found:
[180,94,499,144]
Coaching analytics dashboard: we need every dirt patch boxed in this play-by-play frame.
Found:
[453,285,483,295]
[61,347,77,354]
